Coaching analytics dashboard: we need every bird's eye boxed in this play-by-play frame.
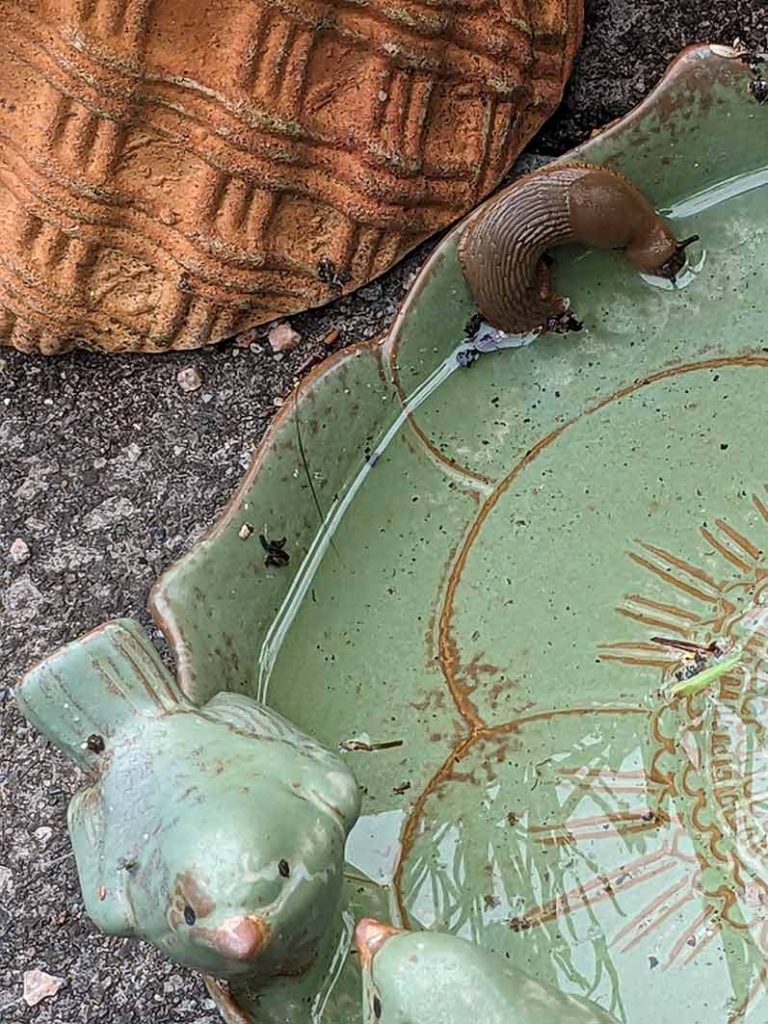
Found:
[373,994,382,1020]
[278,859,290,878]
[183,905,196,926]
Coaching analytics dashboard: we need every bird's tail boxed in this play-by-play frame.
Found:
[16,618,184,768]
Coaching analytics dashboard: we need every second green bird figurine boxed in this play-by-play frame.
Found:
[16,619,361,989]
[355,918,621,1024]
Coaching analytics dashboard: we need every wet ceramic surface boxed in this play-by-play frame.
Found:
[15,619,361,999]
[151,45,768,1021]
[357,922,620,1023]
[16,42,768,1024]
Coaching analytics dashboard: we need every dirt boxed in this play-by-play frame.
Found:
[1,2,766,1021]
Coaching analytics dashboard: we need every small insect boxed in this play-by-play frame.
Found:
[651,635,724,656]
[259,534,290,568]
[545,309,584,334]
[317,258,351,293]
[650,635,724,681]
[338,738,404,753]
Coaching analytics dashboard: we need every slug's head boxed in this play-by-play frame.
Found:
[626,226,699,283]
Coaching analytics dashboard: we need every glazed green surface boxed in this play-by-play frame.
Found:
[364,930,619,1024]
[167,49,768,1022]
[16,621,360,986]
[17,46,768,1024]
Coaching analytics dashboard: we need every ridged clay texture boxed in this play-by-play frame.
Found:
[0,0,583,353]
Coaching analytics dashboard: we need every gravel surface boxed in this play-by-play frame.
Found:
[1,3,766,1021]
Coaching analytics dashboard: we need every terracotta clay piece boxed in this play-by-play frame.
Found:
[0,0,582,353]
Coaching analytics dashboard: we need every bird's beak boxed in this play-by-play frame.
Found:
[355,918,401,967]
[209,915,270,961]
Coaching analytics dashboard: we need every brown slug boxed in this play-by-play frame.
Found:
[458,163,698,335]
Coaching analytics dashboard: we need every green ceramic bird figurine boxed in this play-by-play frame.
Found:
[16,619,361,988]
[355,919,620,1024]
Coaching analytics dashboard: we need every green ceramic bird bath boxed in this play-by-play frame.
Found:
[16,42,768,1024]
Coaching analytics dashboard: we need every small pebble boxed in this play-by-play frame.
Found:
[23,969,65,1007]
[238,523,254,540]
[0,865,13,894]
[92,457,107,470]
[9,538,30,564]
[273,397,284,407]
[124,443,141,464]
[177,367,202,393]
[268,322,301,353]
[34,826,53,847]
[322,327,341,348]
[358,282,383,302]
[235,328,258,348]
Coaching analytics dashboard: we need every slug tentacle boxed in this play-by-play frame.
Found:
[458,163,687,335]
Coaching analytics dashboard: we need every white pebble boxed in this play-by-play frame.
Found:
[177,367,202,393]
[9,538,30,564]
[268,322,301,353]
[23,970,64,1007]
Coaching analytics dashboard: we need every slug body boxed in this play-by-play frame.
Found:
[459,164,688,335]
[356,919,620,1024]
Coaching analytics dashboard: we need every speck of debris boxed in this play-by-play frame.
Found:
[8,537,30,564]
[23,969,65,1007]
[177,366,202,392]
[393,781,411,796]
[268,322,302,354]
[124,442,142,464]
[84,734,105,754]
[34,826,53,847]
[649,955,659,969]
[239,523,254,539]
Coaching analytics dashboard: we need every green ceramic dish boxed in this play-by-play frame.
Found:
[148,42,768,1023]
[19,42,768,1024]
